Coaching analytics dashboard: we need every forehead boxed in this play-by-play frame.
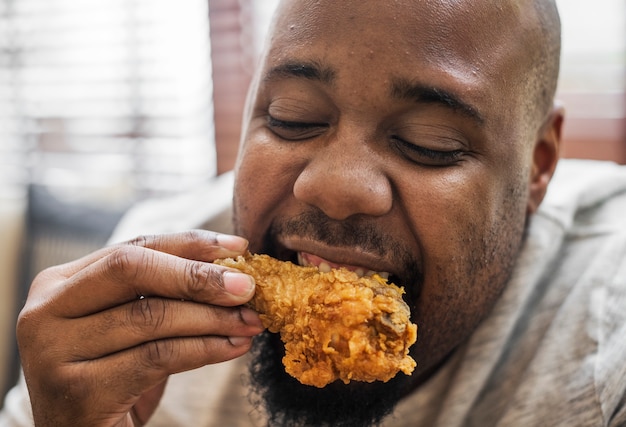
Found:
[260,0,537,130]
[268,0,529,68]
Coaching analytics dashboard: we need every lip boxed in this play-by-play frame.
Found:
[279,235,399,279]
[298,252,391,279]
[274,234,423,313]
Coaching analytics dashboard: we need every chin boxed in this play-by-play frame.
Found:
[247,331,415,427]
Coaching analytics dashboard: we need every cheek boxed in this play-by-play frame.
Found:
[405,160,528,280]
[233,135,305,249]
[400,165,528,366]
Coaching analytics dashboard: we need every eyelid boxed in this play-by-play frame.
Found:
[393,136,465,165]
[267,93,333,124]
[266,114,329,141]
[267,115,328,129]
[393,123,468,148]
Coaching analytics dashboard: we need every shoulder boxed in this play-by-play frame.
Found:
[524,159,626,301]
[471,159,626,425]
[537,159,626,229]
[533,159,626,424]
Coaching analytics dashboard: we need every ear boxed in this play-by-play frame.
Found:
[527,104,564,214]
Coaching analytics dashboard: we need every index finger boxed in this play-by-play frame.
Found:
[44,245,255,317]
[48,230,249,279]
[127,230,249,262]
[29,230,254,316]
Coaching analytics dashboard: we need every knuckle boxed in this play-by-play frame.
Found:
[188,229,219,245]
[185,262,223,297]
[181,229,203,242]
[136,339,177,370]
[15,309,42,351]
[106,246,155,285]
[128,297,168,332]
[126,234,151,248]
[106,246,140,277]
[16,294,57,352]
[16,303,37,330]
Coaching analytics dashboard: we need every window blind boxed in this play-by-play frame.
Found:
[0,0,216,206]
[555,0,625,162]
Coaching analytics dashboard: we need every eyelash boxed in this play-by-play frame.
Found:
[267,116,464,165]
[393,137,464,164]
[267,116,326,131]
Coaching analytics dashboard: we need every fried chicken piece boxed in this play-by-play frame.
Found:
[215,253,417,388]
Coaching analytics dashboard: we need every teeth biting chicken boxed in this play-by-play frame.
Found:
[214,252,417,388]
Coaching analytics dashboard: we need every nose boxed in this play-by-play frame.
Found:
[293,144,393,220]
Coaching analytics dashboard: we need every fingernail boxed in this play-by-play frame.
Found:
[228,336,252,347]
[223,272,255,297]
[240,307,264,329]
[216,234,249,252]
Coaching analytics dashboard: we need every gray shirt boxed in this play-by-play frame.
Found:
[2,159,625,426]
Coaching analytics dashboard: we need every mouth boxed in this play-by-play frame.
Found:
[265,233,419,302]
[297,252,391,280]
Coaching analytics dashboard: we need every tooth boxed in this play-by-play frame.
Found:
[318,262,331,273]
[297,252,304,266]
[354,268,365,277]
[366,270,376,277]
[378,272,390,280]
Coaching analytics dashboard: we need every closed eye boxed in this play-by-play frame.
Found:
[267,116,328,141]
[392,136,464,166]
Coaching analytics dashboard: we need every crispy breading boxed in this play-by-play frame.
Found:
[215,253,417,388]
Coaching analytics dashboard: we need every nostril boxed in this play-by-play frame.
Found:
[293,160,392,220]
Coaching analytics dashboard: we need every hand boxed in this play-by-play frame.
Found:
[16,230,264,426]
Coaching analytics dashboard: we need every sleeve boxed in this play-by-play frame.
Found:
[609,395,626,427]
[598,232,626,426]
[0,373,34,427]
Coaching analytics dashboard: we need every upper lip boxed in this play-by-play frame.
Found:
[278,235,399,278]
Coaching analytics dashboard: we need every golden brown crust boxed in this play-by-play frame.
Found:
[215,253,417,388]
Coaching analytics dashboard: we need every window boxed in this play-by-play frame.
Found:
[0,0,216,207]
[1,0,624,211]
[0,1,217,395]
[246,0,626,164]
[556,0,625,162]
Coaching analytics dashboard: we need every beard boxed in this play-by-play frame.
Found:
[247,331,415,427]
[239,187,530,426]
[242,209,421,426]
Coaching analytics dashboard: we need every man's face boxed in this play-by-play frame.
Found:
[233,0,545,423]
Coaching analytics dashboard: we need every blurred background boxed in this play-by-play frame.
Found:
[0,0,624,403]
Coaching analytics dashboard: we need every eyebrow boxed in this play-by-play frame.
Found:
[263,61,336,85]
[262,61,484,125]
[391,78,484,125]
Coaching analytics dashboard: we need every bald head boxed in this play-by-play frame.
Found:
[528,0,561,122]
[263,0,561,133]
